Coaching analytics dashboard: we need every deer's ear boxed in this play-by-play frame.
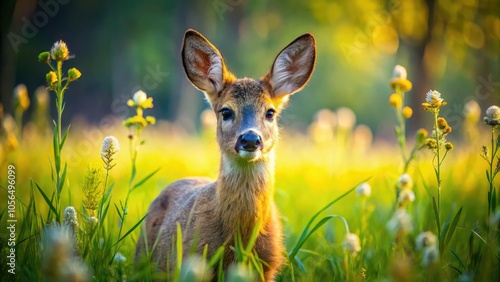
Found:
[263,34,316,98]
[182,29,233,104]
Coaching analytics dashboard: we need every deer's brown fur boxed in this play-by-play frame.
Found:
[136,29,316,281]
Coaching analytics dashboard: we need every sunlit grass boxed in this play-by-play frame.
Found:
[0,45,498,281]
[1,114,499,281]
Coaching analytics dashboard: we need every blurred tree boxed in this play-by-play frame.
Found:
[1,0,498,135]
[390,0,500,128]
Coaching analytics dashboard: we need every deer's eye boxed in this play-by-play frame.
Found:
[220,108,234,121]
[266,109,276,120]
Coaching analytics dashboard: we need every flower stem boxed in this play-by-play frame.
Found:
[488,127,495,219]
[112,126,141,265]
[433,110,442,245]
[395,86,408,167]
[54,60,64,213]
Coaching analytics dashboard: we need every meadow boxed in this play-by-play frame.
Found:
[0,44,499,282]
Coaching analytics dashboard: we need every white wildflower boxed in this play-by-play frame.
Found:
[484,105,500,126]
[356,182,371,197]
[387,208,413,236]
[133,90,148,105]
[113,252,127,264]
[180,255,212,282]
[426,90,443,104]
[50,40,70,61]
[393,65,407,80]
[342,233,361,255]
[415,231,437,251]
[336,107,356,129]
[398,189,416,205]
[101,136,120,155]
[464,100,481,123]
[226,263,256,282]
[63,206,79,230]
[397,173,413,189]
[421,245,439,267]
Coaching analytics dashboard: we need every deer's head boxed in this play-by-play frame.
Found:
[182,29,316,165]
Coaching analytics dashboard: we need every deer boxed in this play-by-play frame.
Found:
[135,29,316,281]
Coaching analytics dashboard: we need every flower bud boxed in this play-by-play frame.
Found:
[402,106,413,119]
[389,65,413,91]
[13,84,30,111]
[416,231,437,251]
[397,173,413,189]
[415,128,428,145]
[444,142,454,151]
[356,182,371,197]
[389,93,402,108]
[437,118,449,130]
[425,138,438,150]
[38,51,50,63]
[145,116,156,125]
[46,71,58,86]
[393,65,407,80]
[67,68,81,82]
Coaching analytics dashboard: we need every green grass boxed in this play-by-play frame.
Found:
[1,116,499,281]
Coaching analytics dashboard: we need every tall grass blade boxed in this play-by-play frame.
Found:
[60,124,71,148]
[432,196,441,238]
[114,203,123,219]
[35,182,59,219]
[208,246,225,267]
[131,167,161,192]
[58,163,67,194]
[288,179,368,260]
[112,212,148,247]
[174,222,183,282]
[294,256,306,272]
[244,219,262,256]
[450,249,465,270]
[445,207,462,248]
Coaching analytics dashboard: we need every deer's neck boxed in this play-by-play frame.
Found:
[216,151,275,239]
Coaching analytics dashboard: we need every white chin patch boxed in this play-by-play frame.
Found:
[238,150,262,161]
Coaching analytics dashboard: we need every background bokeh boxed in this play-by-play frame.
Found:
[1,0,499,138]
[1,1,500,280]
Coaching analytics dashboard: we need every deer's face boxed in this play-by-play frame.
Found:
[182,29,316,163]
[213,79,287,161]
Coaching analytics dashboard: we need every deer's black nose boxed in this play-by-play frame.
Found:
[237,131,262,152]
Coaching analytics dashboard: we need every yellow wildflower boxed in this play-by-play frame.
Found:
[67,68,82,82]
[127,90,153,109]
[389,93,402,108]
[402,106,413,119]
[425,138,438,149]
[46,71,57,85]
[13,84,30,111]
[389,65,412,91]
[444,142,454,151]
[416,128,428,145]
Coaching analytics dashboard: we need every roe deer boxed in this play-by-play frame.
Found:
[136,29,316,280]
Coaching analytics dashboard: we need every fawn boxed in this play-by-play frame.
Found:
[136,29,316,280]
